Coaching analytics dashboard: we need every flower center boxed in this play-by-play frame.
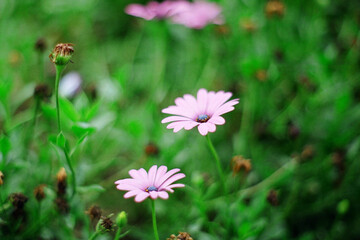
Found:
[196,114,210,123]
[145,186,158,192]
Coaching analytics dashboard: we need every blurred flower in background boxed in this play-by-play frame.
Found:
[125,0,223,29]
[162,88,239,135]
[59,71,82,98]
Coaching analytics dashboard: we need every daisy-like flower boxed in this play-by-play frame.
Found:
[161,88,239,136]
[115,165,185,203]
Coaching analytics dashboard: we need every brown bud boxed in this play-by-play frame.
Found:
[86,205,102,222]
[287,121,300,140]
[10,193,28,209]
[85,84,97,102]
[34,83,52,101]
[56,168,67,196]
[231,155,252,175]
[255,69,267,82]
[34,184,46,202]
[240,19,257,32]
[145,142,160,156]
[301,145,315,161]
[0,171,4,185]
[214,24,231,36]
[265,0,285,18]
[49,43,74,65]
[34,38,47,52]
[55,197,69,214]
[266,189,279,206]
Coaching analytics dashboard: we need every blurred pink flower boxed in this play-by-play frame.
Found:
[171,1,224,29]
[125,1,223,29]
[125,1,187,20]
[161,89,239,136]
[115,165,185,203]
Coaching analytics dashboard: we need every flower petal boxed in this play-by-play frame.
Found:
[134,192,149,202]
[147,165,158,185]
[158,191,169,199]
[209,115,225,125]
[155,168,180,187]
[197,88,208,114]
[124,189,142,198]
[159,173,185,189]
[149,191,158,199]
[161,116,191,123]
[198,123,209,136]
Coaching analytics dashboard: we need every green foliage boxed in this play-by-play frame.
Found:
[1,0,360,239]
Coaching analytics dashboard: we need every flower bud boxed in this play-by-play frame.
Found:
[86,205,102,222]
[145,142,159,156]
[10,193,28,209]
[231,155,252,175]
[116,211,127,228]
[265,0,285,18]
[167,232,193,240]
[99,216,114,232]
[56,168,67,196]
[34,184,46,202]
[34,83,52,101]
[49,43,74,66]
[0,171,4,185]
[34,38,47,53]
[266,189,279,206]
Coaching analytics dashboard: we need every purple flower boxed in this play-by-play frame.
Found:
[125,1,187,21]
[125,1,223,29]
[161,89,239,136]
[115,165,185,203]
[171,1,224,29]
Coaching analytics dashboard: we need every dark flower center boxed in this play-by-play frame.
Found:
[145,186,158,192]
[196,114,210,123]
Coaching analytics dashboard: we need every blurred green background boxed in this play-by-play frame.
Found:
[1,0,360,239]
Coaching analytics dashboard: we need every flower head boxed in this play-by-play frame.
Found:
[125,0,223,29]
[115,165,185,203]
[171,1,223,29]
[125,1,186,20]
[49,43,74,66]
[161,88,239,136]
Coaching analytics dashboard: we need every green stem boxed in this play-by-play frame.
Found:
[89,231,99,240]
[64,148,76,198]
[55,65,64,132]
[206,135,226,193]
[114,227,122,240]
[151,200,159,240]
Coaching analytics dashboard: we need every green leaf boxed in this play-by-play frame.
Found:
[56,132,66,149]
[0,135,11,156]
[71,122,96,138]
[59,97,80,122]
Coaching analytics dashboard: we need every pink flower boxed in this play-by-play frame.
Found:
[124,1,223,29]
[161,89,239,136]
[115,165,185,203]
[125,1,188,21]
[171,1,224,29]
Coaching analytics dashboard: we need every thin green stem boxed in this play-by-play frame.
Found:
[64,149,76,198]
[55,65,64,133]
[89,231,99,240]
[151,200,159,240]
[114,227,121,240]
[206,135,226,193]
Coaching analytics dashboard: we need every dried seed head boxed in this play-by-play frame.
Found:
[55,197,70,214]
[231,155,252,175]
[34,83,52,101]
[56,168,67,196]
[267,189,279,206]
[10,193,28,209]
[34,184,46,202]
[145,142,160,156]
[0,171,4,186]
[34,38,47,52]
[265,0,285,18]
[167,232,193,240]
[49,43,74,66]
[100,216,114,232]
[86,205,102,222]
